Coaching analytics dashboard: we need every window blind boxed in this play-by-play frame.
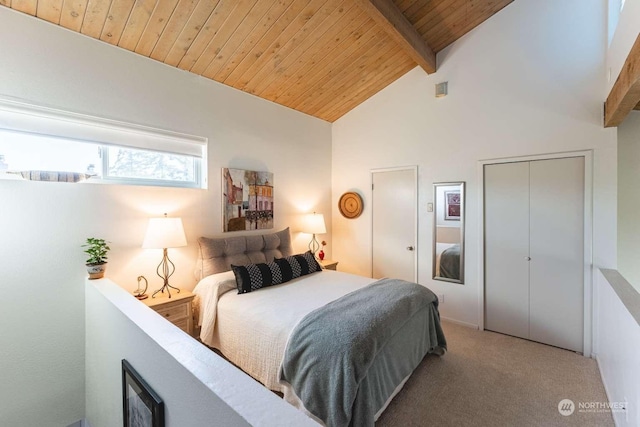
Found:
[0,97,207,158]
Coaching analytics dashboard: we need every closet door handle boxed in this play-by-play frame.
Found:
[524,256,531,261]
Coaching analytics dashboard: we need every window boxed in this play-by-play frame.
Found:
[0,98,207,188]
[0,131,201,187]
[0,131,101,174]
[104,146,200,187]
[608,0,627,45]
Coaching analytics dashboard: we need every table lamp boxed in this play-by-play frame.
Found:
[302,212,326,258]
[142,213,187,298]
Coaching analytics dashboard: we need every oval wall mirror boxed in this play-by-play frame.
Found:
[432,182,465,284]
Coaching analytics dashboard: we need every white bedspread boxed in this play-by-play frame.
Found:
[193,270,375,392]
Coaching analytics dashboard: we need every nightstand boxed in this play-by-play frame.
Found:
[320,259,338,271]
[143,290,195,336]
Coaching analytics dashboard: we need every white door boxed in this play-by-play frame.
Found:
[484,157,584,352]
[484,161,531,340]
[372,168,417,282]
[529,158,584,352]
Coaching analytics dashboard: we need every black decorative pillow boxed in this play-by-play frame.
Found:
[232,251,322,294]
[279,250,323,277]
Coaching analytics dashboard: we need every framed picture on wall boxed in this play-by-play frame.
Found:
[444,190,461,221]
[222,168,274,232]
[122,360,164,427]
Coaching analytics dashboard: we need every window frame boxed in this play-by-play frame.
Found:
[0,97,208,189]
[100,145,203,189]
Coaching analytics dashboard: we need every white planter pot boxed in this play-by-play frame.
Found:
[86,263,107,279]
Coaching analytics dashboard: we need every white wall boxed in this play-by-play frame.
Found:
[618,111,640,293]
[331,0,617,327]
[86,280,316,427]
[0,7,331,426]
[595,269,640,427]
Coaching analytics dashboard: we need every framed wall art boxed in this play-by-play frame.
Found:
[122,360,164,427]
[444,190,461,221]
[223,168,274,232]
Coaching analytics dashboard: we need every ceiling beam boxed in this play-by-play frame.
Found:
[355,0,436,74]
[605,34,640,127]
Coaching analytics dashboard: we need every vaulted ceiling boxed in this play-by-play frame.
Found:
[3,0,513,122]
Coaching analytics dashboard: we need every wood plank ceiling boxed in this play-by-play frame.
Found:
[2,0,512,122]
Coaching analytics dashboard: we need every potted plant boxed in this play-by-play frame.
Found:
[83,237,110,279]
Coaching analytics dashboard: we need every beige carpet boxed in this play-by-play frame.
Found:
[376,321,614,427]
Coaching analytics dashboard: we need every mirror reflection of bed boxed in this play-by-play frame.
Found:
[433,182,465,284]
[192,228,447,426]
[435,241,460,280]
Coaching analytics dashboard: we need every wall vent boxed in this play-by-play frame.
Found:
[435,82,448,98]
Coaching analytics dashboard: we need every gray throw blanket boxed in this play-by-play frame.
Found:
[440,244,461,279]
[279,278,447,427]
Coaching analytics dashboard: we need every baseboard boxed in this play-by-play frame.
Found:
[595,355,611,398]
[441,317,479,329]
[595,355,622,427]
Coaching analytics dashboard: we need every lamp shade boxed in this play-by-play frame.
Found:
[302,213,326,234]
[142,217,187,249]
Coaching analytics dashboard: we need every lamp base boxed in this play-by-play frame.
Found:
[152,283,180,299]
[309,233,320,258]
[152,248,181,299]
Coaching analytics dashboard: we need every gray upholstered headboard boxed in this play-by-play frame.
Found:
[197,228,293,279]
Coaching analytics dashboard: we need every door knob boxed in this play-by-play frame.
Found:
[524,256,531,261]
[407,246,415,251]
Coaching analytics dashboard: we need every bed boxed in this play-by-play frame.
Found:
[193,228,446,426]
[435,242,461,280]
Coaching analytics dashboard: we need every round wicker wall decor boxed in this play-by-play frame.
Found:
[338,192,363,219]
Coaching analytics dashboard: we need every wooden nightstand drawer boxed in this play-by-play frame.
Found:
[156,304,188,322]
[142,290,195,336]
[172,318,189,333]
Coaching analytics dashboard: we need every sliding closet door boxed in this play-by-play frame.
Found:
[529,157,584,352]
[484,162,530,340]
[485,157,584,352]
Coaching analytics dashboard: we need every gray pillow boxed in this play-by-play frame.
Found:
[197,228,292,278]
